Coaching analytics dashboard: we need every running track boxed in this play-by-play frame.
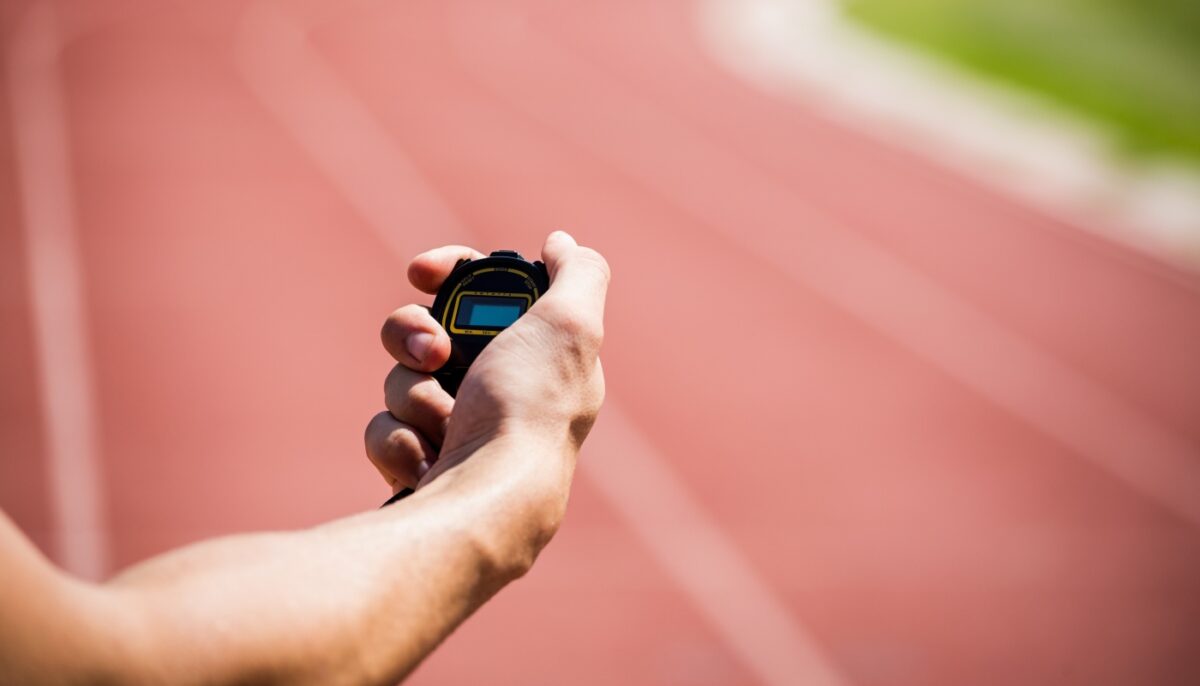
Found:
[3,1,1199,684]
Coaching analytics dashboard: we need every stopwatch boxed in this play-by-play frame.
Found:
[429,250,550,397]
[382,249,548,508]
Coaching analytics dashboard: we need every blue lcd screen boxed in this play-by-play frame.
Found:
[456,295,525,328]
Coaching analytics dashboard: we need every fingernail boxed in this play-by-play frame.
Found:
[406,332,435,363]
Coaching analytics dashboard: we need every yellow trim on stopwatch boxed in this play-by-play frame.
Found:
[439,266,540,336]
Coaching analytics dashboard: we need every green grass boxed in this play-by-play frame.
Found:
[841,0,1200,164]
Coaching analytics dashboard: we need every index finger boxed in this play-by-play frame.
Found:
[407,245,486,294]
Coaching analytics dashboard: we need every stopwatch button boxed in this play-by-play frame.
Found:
[490,250,523,259]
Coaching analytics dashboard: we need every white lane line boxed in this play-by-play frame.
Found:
[8,2,110,580]
[699,0,1200,274]
[233,1,474,254]
[231,7,846,684]
[445,6,1200,530]
[585,405,849,686]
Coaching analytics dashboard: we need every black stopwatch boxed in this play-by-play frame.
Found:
[429,250,550,397]
[381,249,547,508]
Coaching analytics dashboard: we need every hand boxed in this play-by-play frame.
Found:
[365,232,609,507]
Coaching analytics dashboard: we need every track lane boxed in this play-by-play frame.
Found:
[0,3,54,552]
[312,1,1200,682]
[533,0,1200,440]
[56,8,403,563]
[2,0,1198,684]
[233,8,818,681]
[40,4,770,684]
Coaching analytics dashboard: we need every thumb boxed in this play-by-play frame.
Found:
[540,231,611,318]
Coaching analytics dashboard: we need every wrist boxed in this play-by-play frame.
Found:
[421,431,576,579]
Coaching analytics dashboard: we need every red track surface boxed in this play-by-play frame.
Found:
[3,1,1200,684]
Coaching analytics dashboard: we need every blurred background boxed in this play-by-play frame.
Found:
[3,1,1199,684]
[844,0,1200,163]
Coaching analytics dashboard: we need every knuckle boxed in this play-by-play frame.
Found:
[406,376,442,412]
[566,312,604,349]
[557,308,589,337]
[364,411,394,446]
[533,297,570,322]
[383,305,410,331]
[381,311,411,360]
[365,415,426,485]
[383,364,409,397]
[383,304,433,335]
[401,377,452,436]
[540,300,603,346]
[383,425,423,462]
[385,370,428,419]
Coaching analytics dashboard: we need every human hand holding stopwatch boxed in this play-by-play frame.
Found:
[0,232,608,686]
[365,231,609,515]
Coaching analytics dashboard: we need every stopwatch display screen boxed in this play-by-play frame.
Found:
[456,295,525,328]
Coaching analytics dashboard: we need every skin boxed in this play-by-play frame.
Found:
[0,231,610,685]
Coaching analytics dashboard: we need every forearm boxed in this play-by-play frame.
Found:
[96,439,567,686]
[105,519,484,684]
[0,234,605,686]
